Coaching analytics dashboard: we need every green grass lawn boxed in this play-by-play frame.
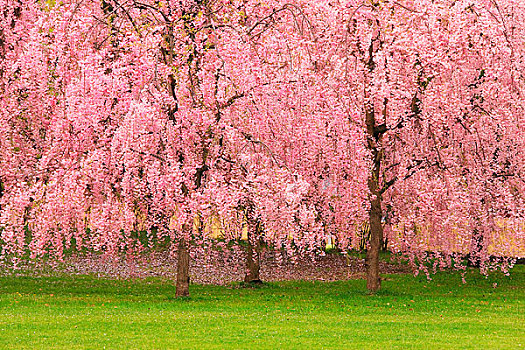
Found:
[0,266,523,349]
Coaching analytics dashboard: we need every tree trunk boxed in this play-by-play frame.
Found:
[366,191,383,293]
[364,68,384,292]
[365,136,384,293]
[244,204,262,284]
[244,237,261,283]
[175,237,190,297]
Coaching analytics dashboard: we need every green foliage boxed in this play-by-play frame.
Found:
[0,266,523,349]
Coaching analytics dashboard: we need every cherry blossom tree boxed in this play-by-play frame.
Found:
[0,0,333,295]
[304,0,525,291]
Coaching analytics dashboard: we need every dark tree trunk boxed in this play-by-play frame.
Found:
[175,236,190,297]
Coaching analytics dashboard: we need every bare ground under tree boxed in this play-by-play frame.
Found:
[47,251,410,284]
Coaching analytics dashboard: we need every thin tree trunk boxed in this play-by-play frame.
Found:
[366,189,383,293]
[244,204,262,284]
[175,236,190,297]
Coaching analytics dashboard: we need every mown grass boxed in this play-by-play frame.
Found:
[0,266,523,349]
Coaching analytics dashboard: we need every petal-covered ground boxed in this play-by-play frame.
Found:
[35,251,409,284]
